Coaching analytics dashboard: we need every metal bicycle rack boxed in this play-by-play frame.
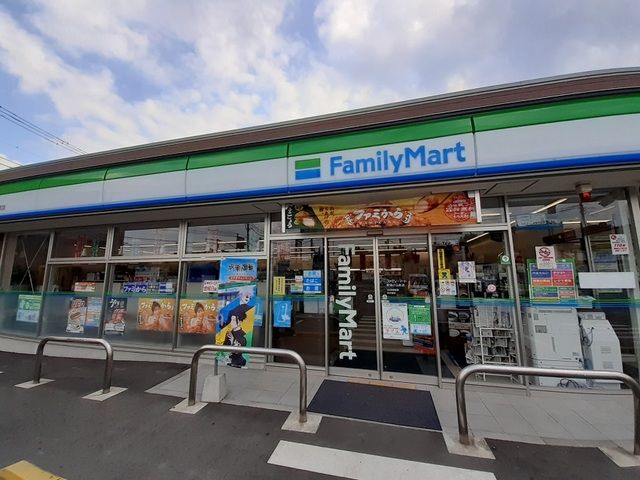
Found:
[455,364,640,455]
[33,336,114,394]
[188,344,308,423]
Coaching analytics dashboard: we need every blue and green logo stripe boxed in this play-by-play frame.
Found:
[295,158,321,180]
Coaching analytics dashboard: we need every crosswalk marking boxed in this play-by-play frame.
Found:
[268,440,496,479]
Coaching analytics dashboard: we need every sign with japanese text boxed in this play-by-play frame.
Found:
[285,193,477,232]
[535,246,556,270]
[219,258,258,284]
[610,233,630,255]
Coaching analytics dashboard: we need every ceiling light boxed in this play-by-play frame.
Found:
[531,198,568,214]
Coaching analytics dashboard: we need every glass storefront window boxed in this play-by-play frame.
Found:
[270,212,282,234]
[510,191,640,386]
[103,262,179,348]
[113,222,179,256]
[41,264,106,337]
[186,219,265,254]
[271,239,325,366]
[52,226,108,258]
[0,233,50,336]
[479,196,506,224]
[433,231,518,382]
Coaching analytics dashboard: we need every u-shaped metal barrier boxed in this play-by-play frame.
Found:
[33,336,114,394]
[455,364,640,455]
[188,344,308,423]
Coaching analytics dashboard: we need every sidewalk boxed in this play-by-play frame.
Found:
[147,364,635,451]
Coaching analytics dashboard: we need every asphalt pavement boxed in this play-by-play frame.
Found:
[0,351,638,479]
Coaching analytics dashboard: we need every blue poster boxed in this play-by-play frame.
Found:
[273,300,292,328]
[303,270,322,294]
[254,297,264,327]
[219,258,258,284]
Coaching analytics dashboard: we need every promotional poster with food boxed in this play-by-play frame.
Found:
[178,299,217,334]
[137,298,175,332]
[285,193,477,232]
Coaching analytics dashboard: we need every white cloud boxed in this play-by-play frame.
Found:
[0,1,639,163]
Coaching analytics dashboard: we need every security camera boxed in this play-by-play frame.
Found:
[576,183,592,202]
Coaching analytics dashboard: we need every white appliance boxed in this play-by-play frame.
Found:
[578,312,624,390]
[522,307,584,387]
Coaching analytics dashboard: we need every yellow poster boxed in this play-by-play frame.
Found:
[285,193,477,231]
[437,248,446,271]
[438,269,451,280]
[272,276,286,295]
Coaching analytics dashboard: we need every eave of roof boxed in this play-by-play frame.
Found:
[2,67,640,184]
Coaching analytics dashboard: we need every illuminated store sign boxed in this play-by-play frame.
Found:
[291,134,475,186]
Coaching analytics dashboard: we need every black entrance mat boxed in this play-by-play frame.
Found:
[308,380,441,430]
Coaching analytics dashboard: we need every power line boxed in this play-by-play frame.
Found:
[0,105,87,155]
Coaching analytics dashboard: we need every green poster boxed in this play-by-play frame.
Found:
[408,303,432,336]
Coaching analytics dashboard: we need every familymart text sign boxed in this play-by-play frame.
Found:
[289,133,476,188]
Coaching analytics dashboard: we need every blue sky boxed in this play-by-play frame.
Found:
[1,0,639,165]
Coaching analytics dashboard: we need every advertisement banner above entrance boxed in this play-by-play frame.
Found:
[285,193,477,232]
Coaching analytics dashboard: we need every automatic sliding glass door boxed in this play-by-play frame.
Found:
[327,238,378,377]
[378,236,438,381]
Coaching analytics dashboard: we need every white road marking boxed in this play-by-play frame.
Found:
[268,440,496,479]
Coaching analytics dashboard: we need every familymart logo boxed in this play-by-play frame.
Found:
[294,158,321,180]
[293,140,467,182]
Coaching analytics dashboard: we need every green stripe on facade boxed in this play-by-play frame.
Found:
[1,93,640,196]
[39,169,108,189]
[0,178,42,195]
[289,117,472,157]
[295,158,321,169]
[187,144,288,170]
[473,94,640,131]
[105,156,188,180]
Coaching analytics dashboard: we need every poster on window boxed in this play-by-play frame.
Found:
[178,299,217,334]
[535,246,557,270]
[528,260,577,303]
[66,297,87,334]
[285,193,477,232]
[610,233,630,255]
[272,276,286,296]
[457,261,476,284]
[73,282,96,293]
[273,300,292,328]
[438,280,457,296]
[408,303,432,335]
[303,270,322,294]
[202,280,220,293]
[381,302,410,340]
[219,258,258,284]
[215,283,257,367]
[16,294,41,323]
[137,298,175,331]
[104,297,127,335]
[85,297,103,328]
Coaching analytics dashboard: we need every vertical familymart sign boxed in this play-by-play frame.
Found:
[291,133,476,187]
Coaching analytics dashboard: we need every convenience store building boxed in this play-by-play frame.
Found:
[1,69,640,390]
